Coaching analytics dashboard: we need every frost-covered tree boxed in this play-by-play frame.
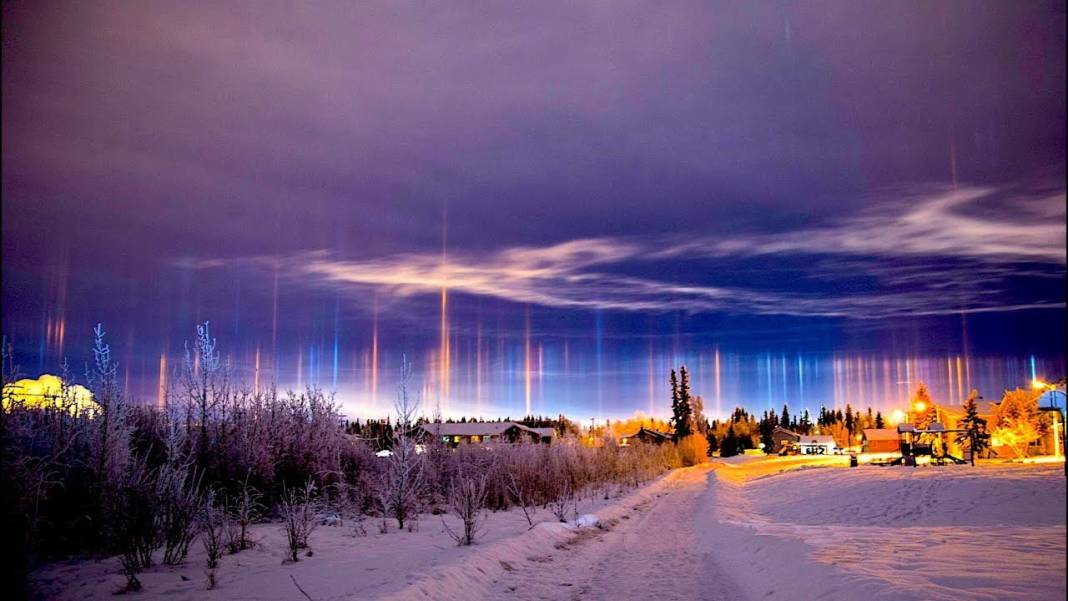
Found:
[178,322,230,470]
[378,356,425,530]
[992,388,1047,458]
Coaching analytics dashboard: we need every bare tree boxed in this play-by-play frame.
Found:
[504,445,538,528]
[226,471,262,553]
[280,480,319,562]
[157,463,203,565]
[378,356,424,530]
[442,468,488,546]
[200,489,225,589]
[179,322,229,470]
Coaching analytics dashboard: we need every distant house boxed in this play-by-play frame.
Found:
[796,435,838,455]
[770,426,801,454]
[862,428,901,453]
[619,427,671,446]
[418,421,553,447]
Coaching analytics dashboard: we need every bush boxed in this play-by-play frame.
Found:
[279,480,319,562]
[676,435,709,467]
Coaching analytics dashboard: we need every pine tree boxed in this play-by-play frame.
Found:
[780,404,790,431]
[671,366,695,441]
[956,390,990,459]
[874,410,885,430]
[721,424,739,458]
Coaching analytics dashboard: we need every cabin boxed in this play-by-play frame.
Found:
[418,421,553,447]
[796,435,839,455]
[862,428,901,453]
[770,426,801,454]
[619,427,671,446]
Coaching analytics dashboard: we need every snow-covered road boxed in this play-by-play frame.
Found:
[481,459,1066,601]
[485,465,743,600]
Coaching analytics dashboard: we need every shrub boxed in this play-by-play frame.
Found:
[279,480,319,562]
[676,435,709,467]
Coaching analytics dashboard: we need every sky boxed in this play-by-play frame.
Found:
[3,1,1066,421]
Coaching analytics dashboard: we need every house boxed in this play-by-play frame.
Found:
[862,428,901,453]
[418,421,551,447]
[770,426,801,454]
[619,427,671,446]
[796,435,839,455]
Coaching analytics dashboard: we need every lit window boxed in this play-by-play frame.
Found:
[472,435,481,443]
[442,436,449,442]
[453,435,461,443]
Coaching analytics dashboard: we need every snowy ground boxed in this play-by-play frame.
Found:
[31,458,1066,601]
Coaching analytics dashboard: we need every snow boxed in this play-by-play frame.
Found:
[30,457,1066,600]
[571,514,600,528]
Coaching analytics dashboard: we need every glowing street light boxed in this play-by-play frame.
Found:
[890,409,906,424]
[913,401,927,413]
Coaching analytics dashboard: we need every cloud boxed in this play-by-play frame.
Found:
[657,185,1066,264]
[208,184,1065,319]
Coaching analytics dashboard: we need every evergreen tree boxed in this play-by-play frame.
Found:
[706,430,718,456]
[956,390,991,459]
[671,366,695,441]
[845,404,855,436]
[721,424,739,458]
[874,410,885,430]
[780,404,791,431]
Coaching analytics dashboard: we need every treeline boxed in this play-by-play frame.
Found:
[1,323,686,598]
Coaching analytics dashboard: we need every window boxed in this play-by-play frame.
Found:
[453,435,461,443]
[472,435,481,443]
[442,436,449,443]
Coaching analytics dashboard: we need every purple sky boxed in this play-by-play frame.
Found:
[3,1,1065,419]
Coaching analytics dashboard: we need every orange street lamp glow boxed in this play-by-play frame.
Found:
[891,409,906,424]
[913,401,927,412]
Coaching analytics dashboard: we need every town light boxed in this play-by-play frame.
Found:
[1032,378,1050,390]
[891,409,906,424]
[913,401,927,412]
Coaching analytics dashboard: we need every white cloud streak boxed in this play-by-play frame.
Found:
[221,185,1065,319]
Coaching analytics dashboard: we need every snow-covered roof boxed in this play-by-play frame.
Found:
[797,435,837,446]
[863,428,899,441]
[419,421,550,438]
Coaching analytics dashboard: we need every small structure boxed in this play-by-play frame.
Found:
[619,427,671,446]
[418,421,551,447]
[796,435,839,455]
[862,428,901,453]
[770,426,801,454]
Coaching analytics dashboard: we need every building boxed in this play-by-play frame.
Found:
[796,435,839,455]
[862,428,901,453]
[770,426,801,454]
[418,421,553,447]
[619,427,671,446]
